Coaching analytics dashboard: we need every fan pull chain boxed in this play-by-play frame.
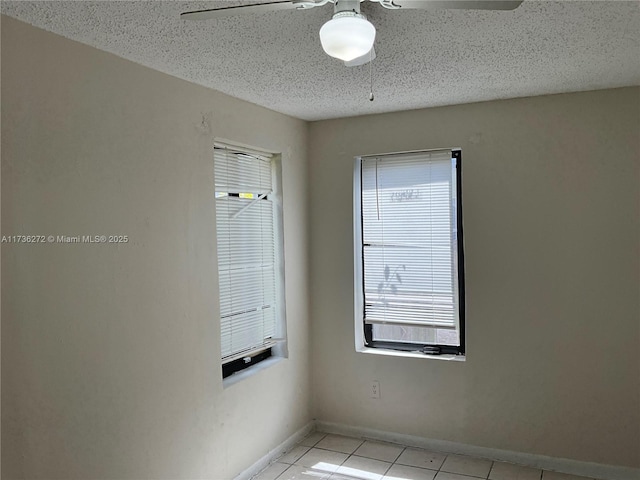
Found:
[369,49,375,101]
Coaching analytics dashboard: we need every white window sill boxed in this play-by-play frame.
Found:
[356,346,465,362]
[222,356,284,388]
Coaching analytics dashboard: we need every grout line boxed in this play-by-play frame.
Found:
[380,457,392,479]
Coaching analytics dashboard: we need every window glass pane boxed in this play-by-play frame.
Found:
[372,325,459,346]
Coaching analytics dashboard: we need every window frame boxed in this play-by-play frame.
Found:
[353,149,466,357]
[213,141,288,380]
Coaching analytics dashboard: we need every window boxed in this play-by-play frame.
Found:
[354,149,465,356]
[214,142,286,378]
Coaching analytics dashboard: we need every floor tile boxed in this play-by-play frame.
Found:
[316,434,365,454]
[441,454,492,478]
[542,472,593,480]
[278,464,332,480]
[295,448,349,472]
[264,432,595,480]
[434,473,485,480]
[383,463,437,480]
[335,455,392,480]
[489,461,542,480]
[279,446,311,464]
[299,432,327,447]
[253,462,290,480]
[395,448,447,470]
[354,441,404,462]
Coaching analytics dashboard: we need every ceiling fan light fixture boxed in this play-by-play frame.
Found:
[319,13,376,62]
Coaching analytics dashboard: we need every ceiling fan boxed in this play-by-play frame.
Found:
[181,0,523,66]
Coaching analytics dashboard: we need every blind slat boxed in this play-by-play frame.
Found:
[361,151,459,331]
[215,148,272,193]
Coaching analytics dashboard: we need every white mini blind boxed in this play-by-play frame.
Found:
[361,150,459,330]
[214,146,277,362]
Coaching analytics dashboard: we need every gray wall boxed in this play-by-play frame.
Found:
[1,16,311,479]
[308,87,640,468]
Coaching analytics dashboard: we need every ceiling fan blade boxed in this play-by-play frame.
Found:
[344,46,376,67]
[181,1,301,20]
[390,0,523,11]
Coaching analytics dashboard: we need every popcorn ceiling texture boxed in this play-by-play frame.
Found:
[2,0,639,121]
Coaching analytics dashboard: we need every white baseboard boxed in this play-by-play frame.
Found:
[233,421,315,480]
[316,421,640,480]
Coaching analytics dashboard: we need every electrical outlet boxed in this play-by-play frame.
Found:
[371,380,380,399]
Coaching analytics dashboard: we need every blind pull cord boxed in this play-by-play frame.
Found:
[369,49,374,102]
[232,192,271,220]
[375,159,380,220]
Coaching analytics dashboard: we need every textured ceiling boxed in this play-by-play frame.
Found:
[2,0,639,121]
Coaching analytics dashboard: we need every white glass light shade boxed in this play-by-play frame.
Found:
[319,15,376,62]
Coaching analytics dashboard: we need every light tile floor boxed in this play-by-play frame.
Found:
[253,433,603,480]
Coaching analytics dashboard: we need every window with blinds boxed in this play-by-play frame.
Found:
[355,149,465,356]
[214,144,285,375]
